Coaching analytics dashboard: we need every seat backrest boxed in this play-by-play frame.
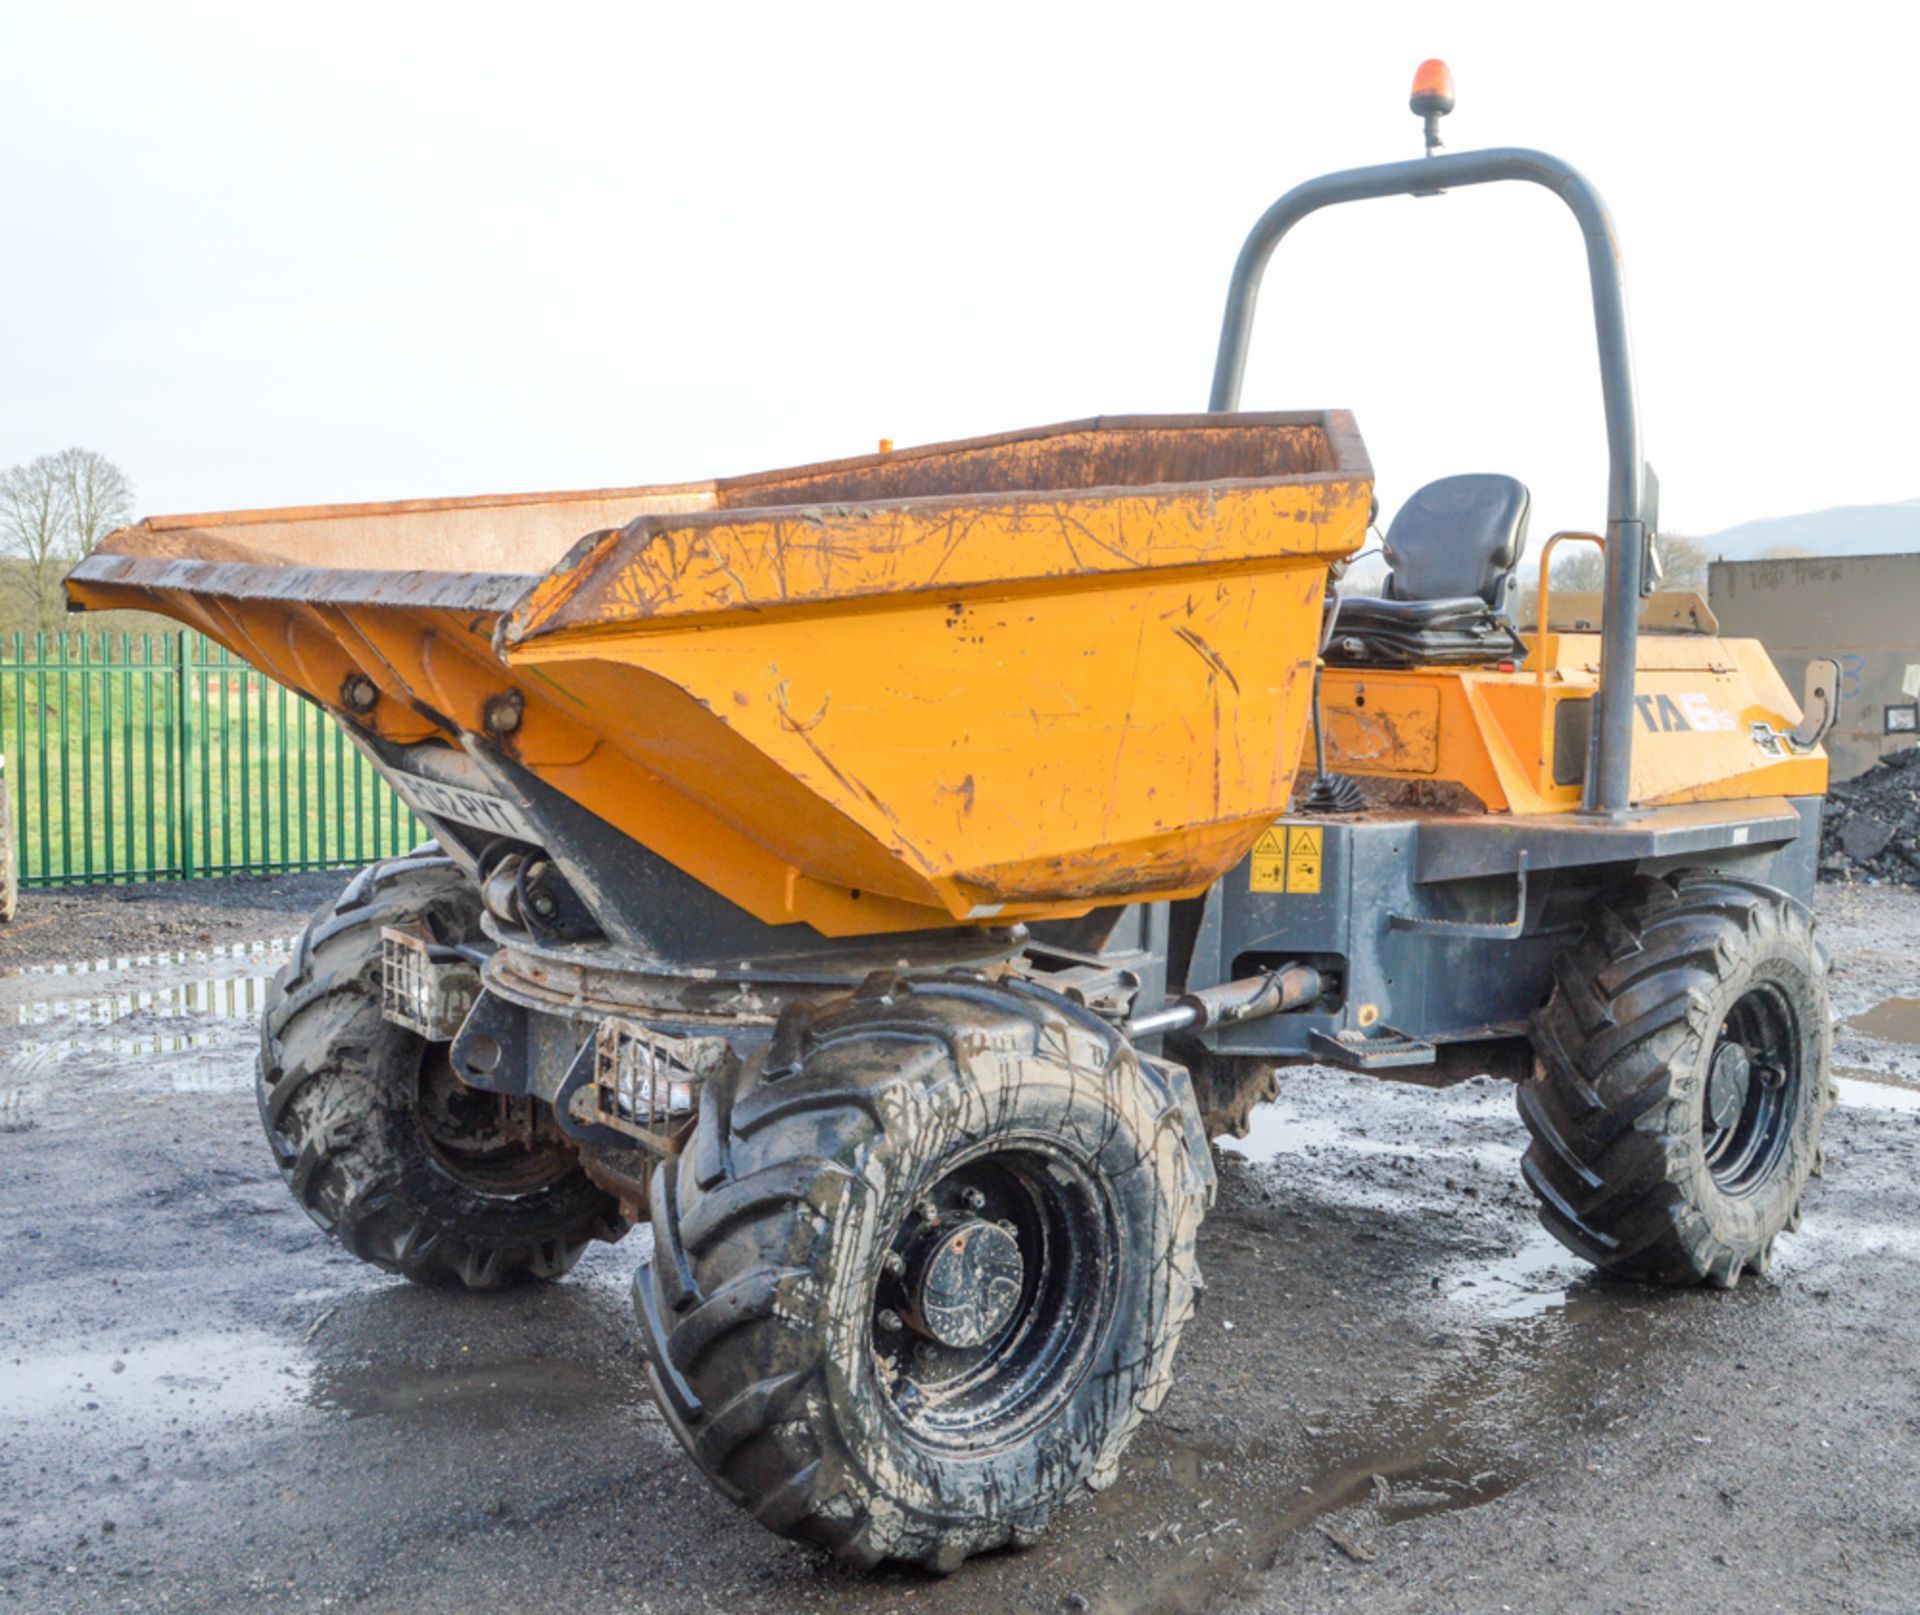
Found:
[1382,473,1531,614]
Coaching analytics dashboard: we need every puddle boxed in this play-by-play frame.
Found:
[311,1353,625,1425]
[1,1326,637,1444]
[1086,1320,1582,1615]
[9,969,276,1047]
[1234,1082,1520,1182]
[0,1341,647,1511]
[0,943,289,1090]
[1846,996,1920,1046]
[0,937,295,984]
[1776,1215,1920,1274]
[0,1333,308,1440]
[0,962,285,1123]
[1442,1223,1589,1321]
[1834,1073,1920,1113]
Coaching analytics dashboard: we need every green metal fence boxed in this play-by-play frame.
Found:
[3,630,425,889]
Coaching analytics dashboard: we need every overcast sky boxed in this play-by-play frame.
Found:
[5,2,1917,543]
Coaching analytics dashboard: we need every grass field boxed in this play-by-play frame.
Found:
[2,631,425,887]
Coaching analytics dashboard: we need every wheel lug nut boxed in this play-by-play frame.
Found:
[962,1187,986,1211]
[917,1199,940,1223]
[877,1309,905,1333]
[884,1252,907,1277]
[998,1219,1017,1236]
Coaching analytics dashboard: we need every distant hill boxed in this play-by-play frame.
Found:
[1694,500,1920,562]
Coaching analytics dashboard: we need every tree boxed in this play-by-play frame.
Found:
[0,448,135,634]
[1549,544,1607,593]
[56,447,134,562]
[0,454,71,636]
[1651,534,1711,592]
[1548,533,1714,597]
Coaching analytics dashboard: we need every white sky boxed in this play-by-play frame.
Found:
[5,1,1918,541]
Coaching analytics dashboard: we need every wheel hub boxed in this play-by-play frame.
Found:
[870,1147,1114,1453]
[906,1218,1025,1348]
[1707,1041,1753,1133]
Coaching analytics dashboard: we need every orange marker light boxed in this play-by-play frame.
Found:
[1409,58,1456,117]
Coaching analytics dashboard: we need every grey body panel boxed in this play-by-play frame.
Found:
[1175,798,1823,1061]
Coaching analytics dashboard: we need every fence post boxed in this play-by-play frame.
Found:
[6,625,417,891]
[0,749,13,923]
[10,631,24,884]
[35,632,50,885]
[80,633,94,882]
[176,631,194,881]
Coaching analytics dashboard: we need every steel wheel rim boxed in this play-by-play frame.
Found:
[870,1137,1117,1454]
[1701,982,1801,1195]
[414,1042,575,1196]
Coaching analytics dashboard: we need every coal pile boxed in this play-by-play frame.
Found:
[1820,746,1920,885]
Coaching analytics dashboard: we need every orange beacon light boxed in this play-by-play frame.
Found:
[1410,59,1456,152]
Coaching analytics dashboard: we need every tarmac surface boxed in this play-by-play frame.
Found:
[2,872,1918,1614]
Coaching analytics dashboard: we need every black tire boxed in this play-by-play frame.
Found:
[636,975,1213,1571]
[257,855,625,1288]
[1520,870,1833,1288]
[1170,1038,1281,1140]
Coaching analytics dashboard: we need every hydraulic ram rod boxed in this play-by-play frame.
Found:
[1125,963,1323,1040]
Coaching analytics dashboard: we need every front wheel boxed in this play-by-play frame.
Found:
[1520,870,1833,1287]
[257,855,626,1288]
[636,975,1213,1571]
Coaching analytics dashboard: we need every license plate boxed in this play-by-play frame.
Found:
[387,769,538,841]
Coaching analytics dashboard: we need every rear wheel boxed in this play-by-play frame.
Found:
[1520,870,1832,1287]
[257,855,626,1288]
[636,974,1213,1570]
[1171,1039,1282,1140]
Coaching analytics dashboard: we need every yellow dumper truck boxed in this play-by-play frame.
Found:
[68,67,1838,1573]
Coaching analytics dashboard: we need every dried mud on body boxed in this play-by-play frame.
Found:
[2,877,1919,1614]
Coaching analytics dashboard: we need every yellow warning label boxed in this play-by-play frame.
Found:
[1250,824,1324,894]
[1286,826,1323,894]
[1249,827,1288,892]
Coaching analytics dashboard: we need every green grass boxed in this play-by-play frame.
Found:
[2,631,425,888]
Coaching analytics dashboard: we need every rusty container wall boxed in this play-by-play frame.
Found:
[1708,554,1920,782]
[69,413,1373,936]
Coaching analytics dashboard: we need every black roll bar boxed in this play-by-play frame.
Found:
[1208,147,1649,819]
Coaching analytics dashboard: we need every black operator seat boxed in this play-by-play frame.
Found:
[1327,474,1532,668]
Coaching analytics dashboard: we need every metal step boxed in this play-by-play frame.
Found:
[1309,1025,1438,1071]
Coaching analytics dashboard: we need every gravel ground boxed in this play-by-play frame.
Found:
[0,873,345,972]
[1,875,1917,1614]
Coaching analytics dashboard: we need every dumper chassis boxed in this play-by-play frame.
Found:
[72,69,1839,1572]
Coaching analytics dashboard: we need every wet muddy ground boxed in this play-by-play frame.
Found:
[2,875,1918,1613]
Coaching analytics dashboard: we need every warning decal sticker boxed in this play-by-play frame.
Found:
[1286,826,1323,894]
[1249,825,1323,894]
[1249,828,1288,892]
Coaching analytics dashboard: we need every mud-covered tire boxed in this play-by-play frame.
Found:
[1170,1039,1282,1140]
[635,975,1214,1571]
[257,854,625,1288]
[1521,870,1833,1288]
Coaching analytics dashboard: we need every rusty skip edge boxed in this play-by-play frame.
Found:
[67,410,1371,633]
[513,490,1366,642]
[78,410,1359,546]
[503,414,1370,648]
[67,510,1354,670]
[66,552,536,616]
